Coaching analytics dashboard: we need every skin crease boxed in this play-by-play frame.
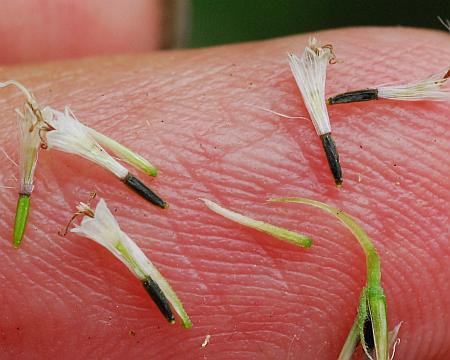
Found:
[0,28,448,359]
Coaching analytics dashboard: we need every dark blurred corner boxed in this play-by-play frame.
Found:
[185,0,450,48]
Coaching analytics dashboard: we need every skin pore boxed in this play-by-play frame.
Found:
[0,28,448,359]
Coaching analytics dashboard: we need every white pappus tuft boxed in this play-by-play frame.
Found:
[43,107,167,208]
[288,37,336,136]
[71,198,192,328]
[15,103,41,195]
[438,16,450,31]
[1,80,49,247]
[63,107,158,177]
[0,80,43,195]
[43,107,129,179]
[377,67,450,101]
[71,198,147,279]
[287,38,343,186]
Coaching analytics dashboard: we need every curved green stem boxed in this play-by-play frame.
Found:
[270,197,380,285]
[270,197,389,360]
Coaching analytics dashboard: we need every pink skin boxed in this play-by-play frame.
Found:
[0,0,164,64]
[0,28,448,359]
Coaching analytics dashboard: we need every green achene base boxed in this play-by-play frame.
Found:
[13,194,30,248]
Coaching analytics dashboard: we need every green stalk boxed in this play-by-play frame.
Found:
[13,194,30,248]
[201,198,312,248]
[338,317,359,360]
[89,129,158,177]
[270,197,389,360]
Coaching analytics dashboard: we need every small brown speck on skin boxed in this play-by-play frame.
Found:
[129,330,136,337]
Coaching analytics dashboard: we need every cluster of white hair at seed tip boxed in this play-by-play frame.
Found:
[42,107,129,179]
[378,67,450,101]
[288,37,335,136]
[15,103,41,194]
[71,199,145,277]
[71,198,192,328]
[0,81,43,195]
[438,16,450,31]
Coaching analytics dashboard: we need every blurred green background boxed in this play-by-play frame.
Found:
[187,0,450,47]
